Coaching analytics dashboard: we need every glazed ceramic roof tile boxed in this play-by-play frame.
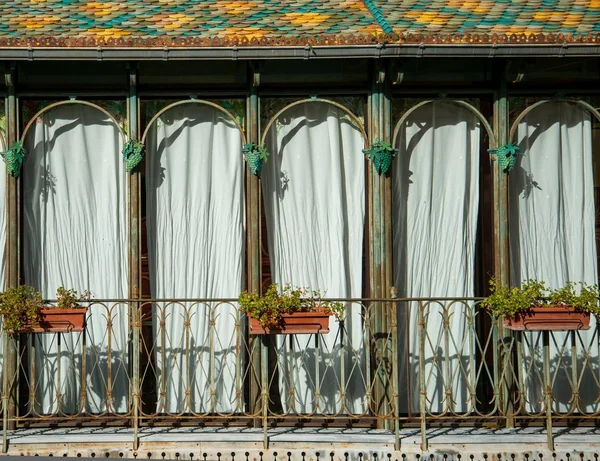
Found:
[0,0,598,46]
[374,0,600,36]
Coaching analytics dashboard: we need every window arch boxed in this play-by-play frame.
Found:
[142,100,246,415]
[261,98,367,415]
[509,99,600,414]
[392,99,490,415]
[21,101,128,416]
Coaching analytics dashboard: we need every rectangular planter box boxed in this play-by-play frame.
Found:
[27,307,88,333]
[503,306,590,331]
[248,311,331,335]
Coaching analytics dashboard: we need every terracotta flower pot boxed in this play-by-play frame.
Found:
[25,307,88,333]
[248,311,332,335]
[503,306,591,331]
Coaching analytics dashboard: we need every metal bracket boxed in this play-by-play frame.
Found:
[303,45,315,60]
[4,71,12,88]
[96,46,103,61]
[376,66,386,84]
[389,61,404,85]
[129,69,137,87]
[232,45,238,60]
[162,47,169,61]
[558,42,568,58]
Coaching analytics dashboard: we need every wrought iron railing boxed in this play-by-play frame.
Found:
[1,298,598,451]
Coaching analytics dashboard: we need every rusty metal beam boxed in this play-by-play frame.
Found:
[246,62,264,438]
[127,64,141,450]
[492,65,513,428]
[3,63,18,452]
[368,60,395,435]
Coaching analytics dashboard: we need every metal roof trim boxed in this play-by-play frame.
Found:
[1,43,599,60]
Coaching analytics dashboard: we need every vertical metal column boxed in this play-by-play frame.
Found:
[3,63,18,453]
[128,65,141,451]
[493,67,514,427]
[246,63,265,444]
[369,60,395,435]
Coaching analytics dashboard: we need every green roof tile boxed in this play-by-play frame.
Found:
[0,0,597,46]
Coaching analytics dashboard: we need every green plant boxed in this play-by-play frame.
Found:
[363,140,396,175]
[0,285,43,332]
[242,143,269,176]
[488,143,522,174]
[1,141,26,178]
[0,285,91,332]
[122,139,145,172]
[56,286,80,309]
[482,277,600,318]
[239,283,345,329]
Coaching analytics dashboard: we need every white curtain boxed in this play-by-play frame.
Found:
[393,101,480,414]
[263,101,366,414]
[510,101,598,413]
[146,103,245,414]
[23,104,128,415]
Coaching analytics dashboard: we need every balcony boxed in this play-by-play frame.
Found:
[2,297,599,457]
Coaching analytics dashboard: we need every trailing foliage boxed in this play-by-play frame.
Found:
[0,285,91,332]
[122,139,145,172]
[482,277,600,318]
[242,143,269,176]
[488,143,522,174]
[0,285,43,332]
[239,283,345,329]
[56,286,80,309]
[2,141,26,178]
[363,140,396,175]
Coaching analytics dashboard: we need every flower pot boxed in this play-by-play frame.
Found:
[25,307,88,333]
[248,311,332,335]
[503,306,591,331]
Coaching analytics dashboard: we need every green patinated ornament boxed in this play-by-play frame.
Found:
[122,139,145,172]
[489,143,522,174]
[243,143,269,176]
[363,140,396,175]
[2,141,26,178]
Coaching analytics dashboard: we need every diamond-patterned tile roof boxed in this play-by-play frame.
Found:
[0,0,598,46]
[375,0,600,36]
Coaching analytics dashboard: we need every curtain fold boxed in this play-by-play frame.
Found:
[23,104,128,415]
[510,101,598,413]
[262,101,366,414]
[393,101,480,414]
[146,104,245,414]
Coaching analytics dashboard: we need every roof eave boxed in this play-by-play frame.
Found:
[0,43,598,60]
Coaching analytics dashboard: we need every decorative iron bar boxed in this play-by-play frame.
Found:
[1,298,599,450]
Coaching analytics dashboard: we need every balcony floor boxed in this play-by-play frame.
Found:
[4,426,600,460]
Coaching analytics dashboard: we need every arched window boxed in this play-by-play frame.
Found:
[510,100,600,414]
[143,101,246,414]
[393,100,488,414]
[22,102,128,415]
[262,99,367,415]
